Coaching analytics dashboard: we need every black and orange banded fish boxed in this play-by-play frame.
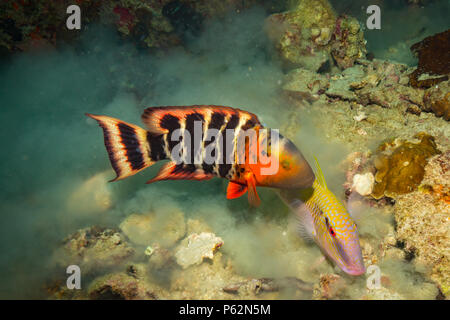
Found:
[86,105,315,206]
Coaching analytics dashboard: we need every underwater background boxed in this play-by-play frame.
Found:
[0,0,448,299]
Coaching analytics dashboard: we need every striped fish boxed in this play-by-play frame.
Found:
[279,158,365,276]
[86,105,315,207]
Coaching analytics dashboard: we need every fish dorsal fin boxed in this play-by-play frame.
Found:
[141,105,261,135]
[227,181,248,200]
[146,161,214,184]
[290,199,315,242]
[313,156,328,189]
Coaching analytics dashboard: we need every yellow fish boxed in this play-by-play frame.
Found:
[279,157,366,276]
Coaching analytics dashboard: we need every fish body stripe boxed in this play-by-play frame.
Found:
[89,106,262,183]
[144,107,262,181]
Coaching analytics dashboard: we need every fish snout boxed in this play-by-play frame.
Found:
[342,264,366,276]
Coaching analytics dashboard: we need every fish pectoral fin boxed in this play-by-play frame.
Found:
[146,161,214,184]
[290,200,315,242]
[246,173,261,207]
[226,181,248,199]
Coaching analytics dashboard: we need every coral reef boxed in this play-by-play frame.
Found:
[265,0,365,71]
[174,232,223,269]
[371,133,440,199]
[409,29,450,88]
[284,57,450,123]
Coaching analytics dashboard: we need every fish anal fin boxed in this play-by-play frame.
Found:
[146,162,214,184]
[227,181,248,199]
[245,173,261,207]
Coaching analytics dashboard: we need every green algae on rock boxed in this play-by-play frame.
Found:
[371,133,440,199]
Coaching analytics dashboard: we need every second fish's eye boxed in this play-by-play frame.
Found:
[325,217,336,237]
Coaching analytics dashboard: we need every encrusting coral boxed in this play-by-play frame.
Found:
[371,133,440,199]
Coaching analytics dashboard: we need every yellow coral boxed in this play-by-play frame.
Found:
[371,133,440,199]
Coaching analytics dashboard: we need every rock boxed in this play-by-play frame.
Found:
[394,152,450,297]
[362,287,405,300]
[148,243,174,270]
[423,80,450,121]
[119,207,186,247]
[409,29,450,88]
[265,0,336,71]
[223,277,313,296]
[54,226,135,275]
[282,68,329,102]
[326,65,366,101]
[174,232,223,269]
[88,272,158,300]
[266,0,366,71]
[330,15,366,69]
[353,111,367,122]
[352,172,375,196]
[313,274,346,300]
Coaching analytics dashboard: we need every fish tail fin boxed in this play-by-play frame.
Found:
[86,113,158,181]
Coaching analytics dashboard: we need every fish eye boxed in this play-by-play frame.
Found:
[325,217,336,238]
[281,159,290,170]
[329,226,336,237]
